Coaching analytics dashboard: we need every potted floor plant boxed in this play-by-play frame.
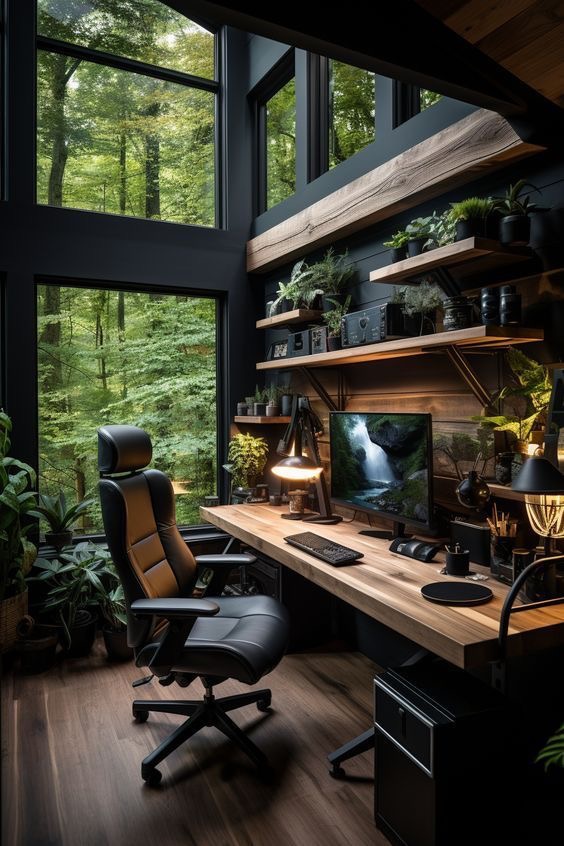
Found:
[227,433,269,494]
[97,577,132,662]
[31,490,95,552]
[0,410,38,652]
[30,542,114,658]
[323,296,351,351]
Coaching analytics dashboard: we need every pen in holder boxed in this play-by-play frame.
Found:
[487,504,518,579]
[445,543,470,576]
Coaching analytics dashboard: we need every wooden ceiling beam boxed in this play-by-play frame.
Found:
[246,109,544,274]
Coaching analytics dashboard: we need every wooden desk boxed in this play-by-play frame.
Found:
[200,504,564,669]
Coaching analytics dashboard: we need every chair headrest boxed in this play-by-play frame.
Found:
[98,425,152,474]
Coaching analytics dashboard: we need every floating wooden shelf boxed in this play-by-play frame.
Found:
[257,325,543,371]
[256,309,322,330]
[436,475,525,503]
[234,416,291,424]
[369,238,531,286]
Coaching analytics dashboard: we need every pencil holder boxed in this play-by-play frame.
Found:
[445,548,470,576]
[490,534,515,580]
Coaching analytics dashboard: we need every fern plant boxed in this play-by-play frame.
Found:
[227,433,269,488]
[536,722,564,771]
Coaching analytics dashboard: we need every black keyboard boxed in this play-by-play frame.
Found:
[284,532,363,566]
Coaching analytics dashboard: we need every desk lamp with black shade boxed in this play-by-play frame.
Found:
[272,396,343,525]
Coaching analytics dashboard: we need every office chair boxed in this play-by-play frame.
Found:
[97,425,289,786]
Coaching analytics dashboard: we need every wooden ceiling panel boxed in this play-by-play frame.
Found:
[416,0,564,107]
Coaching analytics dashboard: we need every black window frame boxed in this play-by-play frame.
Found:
[393,81,442,128]
[251,48,295,216]
[35,3,222,227]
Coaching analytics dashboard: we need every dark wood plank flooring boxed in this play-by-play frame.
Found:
[2,641,389,846]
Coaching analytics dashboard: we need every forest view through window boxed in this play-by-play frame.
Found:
[36,0,217,226]
[37,286,218,532]
[265,77,296,209]
[329,60,375,169]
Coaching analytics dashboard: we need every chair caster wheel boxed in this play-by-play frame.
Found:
[257,694,271,712]
[329,765,346,779]
[133,708,149,723]
[142,766,162,787]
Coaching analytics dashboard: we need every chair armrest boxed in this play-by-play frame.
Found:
[195,553,257,569]
[131,598,220,619]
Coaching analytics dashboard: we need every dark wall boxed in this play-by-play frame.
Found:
[1,9,260,503]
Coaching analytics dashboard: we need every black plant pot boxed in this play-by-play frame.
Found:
[65,610,97,658]
[404,310,436,337]
[103,627,133,661]
[272,297,292,316]
[499,214,530,246]
[253,402,267,416]
[322,293,347,311]
[45,530,73,552]
[390,246,407,263]
[406,237,427,258]
[327,334,341,351]
[455,219,486,241]
[280,394,293,416]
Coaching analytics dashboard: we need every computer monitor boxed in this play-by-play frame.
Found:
[329,411,433,538]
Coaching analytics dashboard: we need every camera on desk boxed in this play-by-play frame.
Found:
[341,303,407,348]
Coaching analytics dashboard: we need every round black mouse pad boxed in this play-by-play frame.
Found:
[421,582,493,606]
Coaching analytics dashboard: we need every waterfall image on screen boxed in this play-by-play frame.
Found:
[330,412,431,526]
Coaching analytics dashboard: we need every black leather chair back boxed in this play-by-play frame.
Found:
[98,425,198,648]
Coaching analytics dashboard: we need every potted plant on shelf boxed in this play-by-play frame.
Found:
[449,197,495,241]
[405,217,434,257]
[309,248,355,311]
[252,385,268,416]
[236,399,248,416]
[31,490,95,552]
[266,385,281,417]
[245,395,255,416]
[227,433,269,495]
[383,230,410,263]
[494,179,541,246]
[30,542,114,657]
[424,209,456,250]
[0,410,38,653]
[270,259,318,316]
[402,281,443,335]
[322,295,351,351]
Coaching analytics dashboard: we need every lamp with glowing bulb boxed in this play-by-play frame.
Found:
[272,396,342,524]
[511,456,564,555]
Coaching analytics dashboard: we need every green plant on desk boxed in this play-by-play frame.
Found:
[227,433,268,489]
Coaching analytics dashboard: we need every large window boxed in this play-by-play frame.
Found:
[36,0,218,226]
[328,60,375,169]
[37,285,218,531]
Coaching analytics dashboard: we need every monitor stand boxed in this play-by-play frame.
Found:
[359,521,410,540]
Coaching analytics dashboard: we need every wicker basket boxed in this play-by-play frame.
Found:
[0,590,29,653]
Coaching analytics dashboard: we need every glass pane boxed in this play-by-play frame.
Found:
[37,286,218,532]
[420,89,442,111]
[266,78,296,209]
[329,60,375,169]
[37,0,215,79]
[37,50,215,226]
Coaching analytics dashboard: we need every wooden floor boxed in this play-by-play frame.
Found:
[1,641,389,846]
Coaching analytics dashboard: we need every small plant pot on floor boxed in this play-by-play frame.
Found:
[103,627,133,661]
[63,610,97,658]
[18,628,59,674]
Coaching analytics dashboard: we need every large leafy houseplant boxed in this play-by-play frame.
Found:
[0,410,37,603]
[271,259,320,313]
[473,348,551,445]
[227,433,269,489]
[309,248,355,300]
[30,490,95,547]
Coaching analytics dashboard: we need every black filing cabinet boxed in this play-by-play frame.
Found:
[374,663,511,846]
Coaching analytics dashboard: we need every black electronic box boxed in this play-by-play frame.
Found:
[341,303,406,348]
[287,329,311,357]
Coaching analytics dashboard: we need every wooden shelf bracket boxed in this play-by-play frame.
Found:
[298,366,343,412]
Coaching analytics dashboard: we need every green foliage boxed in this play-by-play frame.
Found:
[536,722,564,771]
[323,296,352,337]
[266,78,296,209]
[424,210,456,249]
[0,411,38,601]
[473,348,551,440]
[309,248,355,295]
[227,433,269,488]
[329,60,375,168]
[266,384,284,404]
[449,197,494,222]
[30,491,95,534]
[37,286,217,530]
[420,90,442,110]
[494,179,541,216]
[406,216,434,239]
[95,570,127,630]
[403,281,443,316]
[434,430,492,480]
[383,230,410,248]
[36,2,216,225]
[272,259,319,312]
[329,414,365,497]
[31,542,115,647]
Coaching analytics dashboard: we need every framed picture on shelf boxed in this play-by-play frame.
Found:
[267,340,288,360]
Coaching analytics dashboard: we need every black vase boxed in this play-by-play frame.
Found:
[499,214,530,246]
[455,470,491,511]
[280,394,293,416]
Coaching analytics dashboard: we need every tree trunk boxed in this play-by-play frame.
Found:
[119,131,127,215]
[38,285,62,392]
[144,102,161,219]
[47,54,79,207]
